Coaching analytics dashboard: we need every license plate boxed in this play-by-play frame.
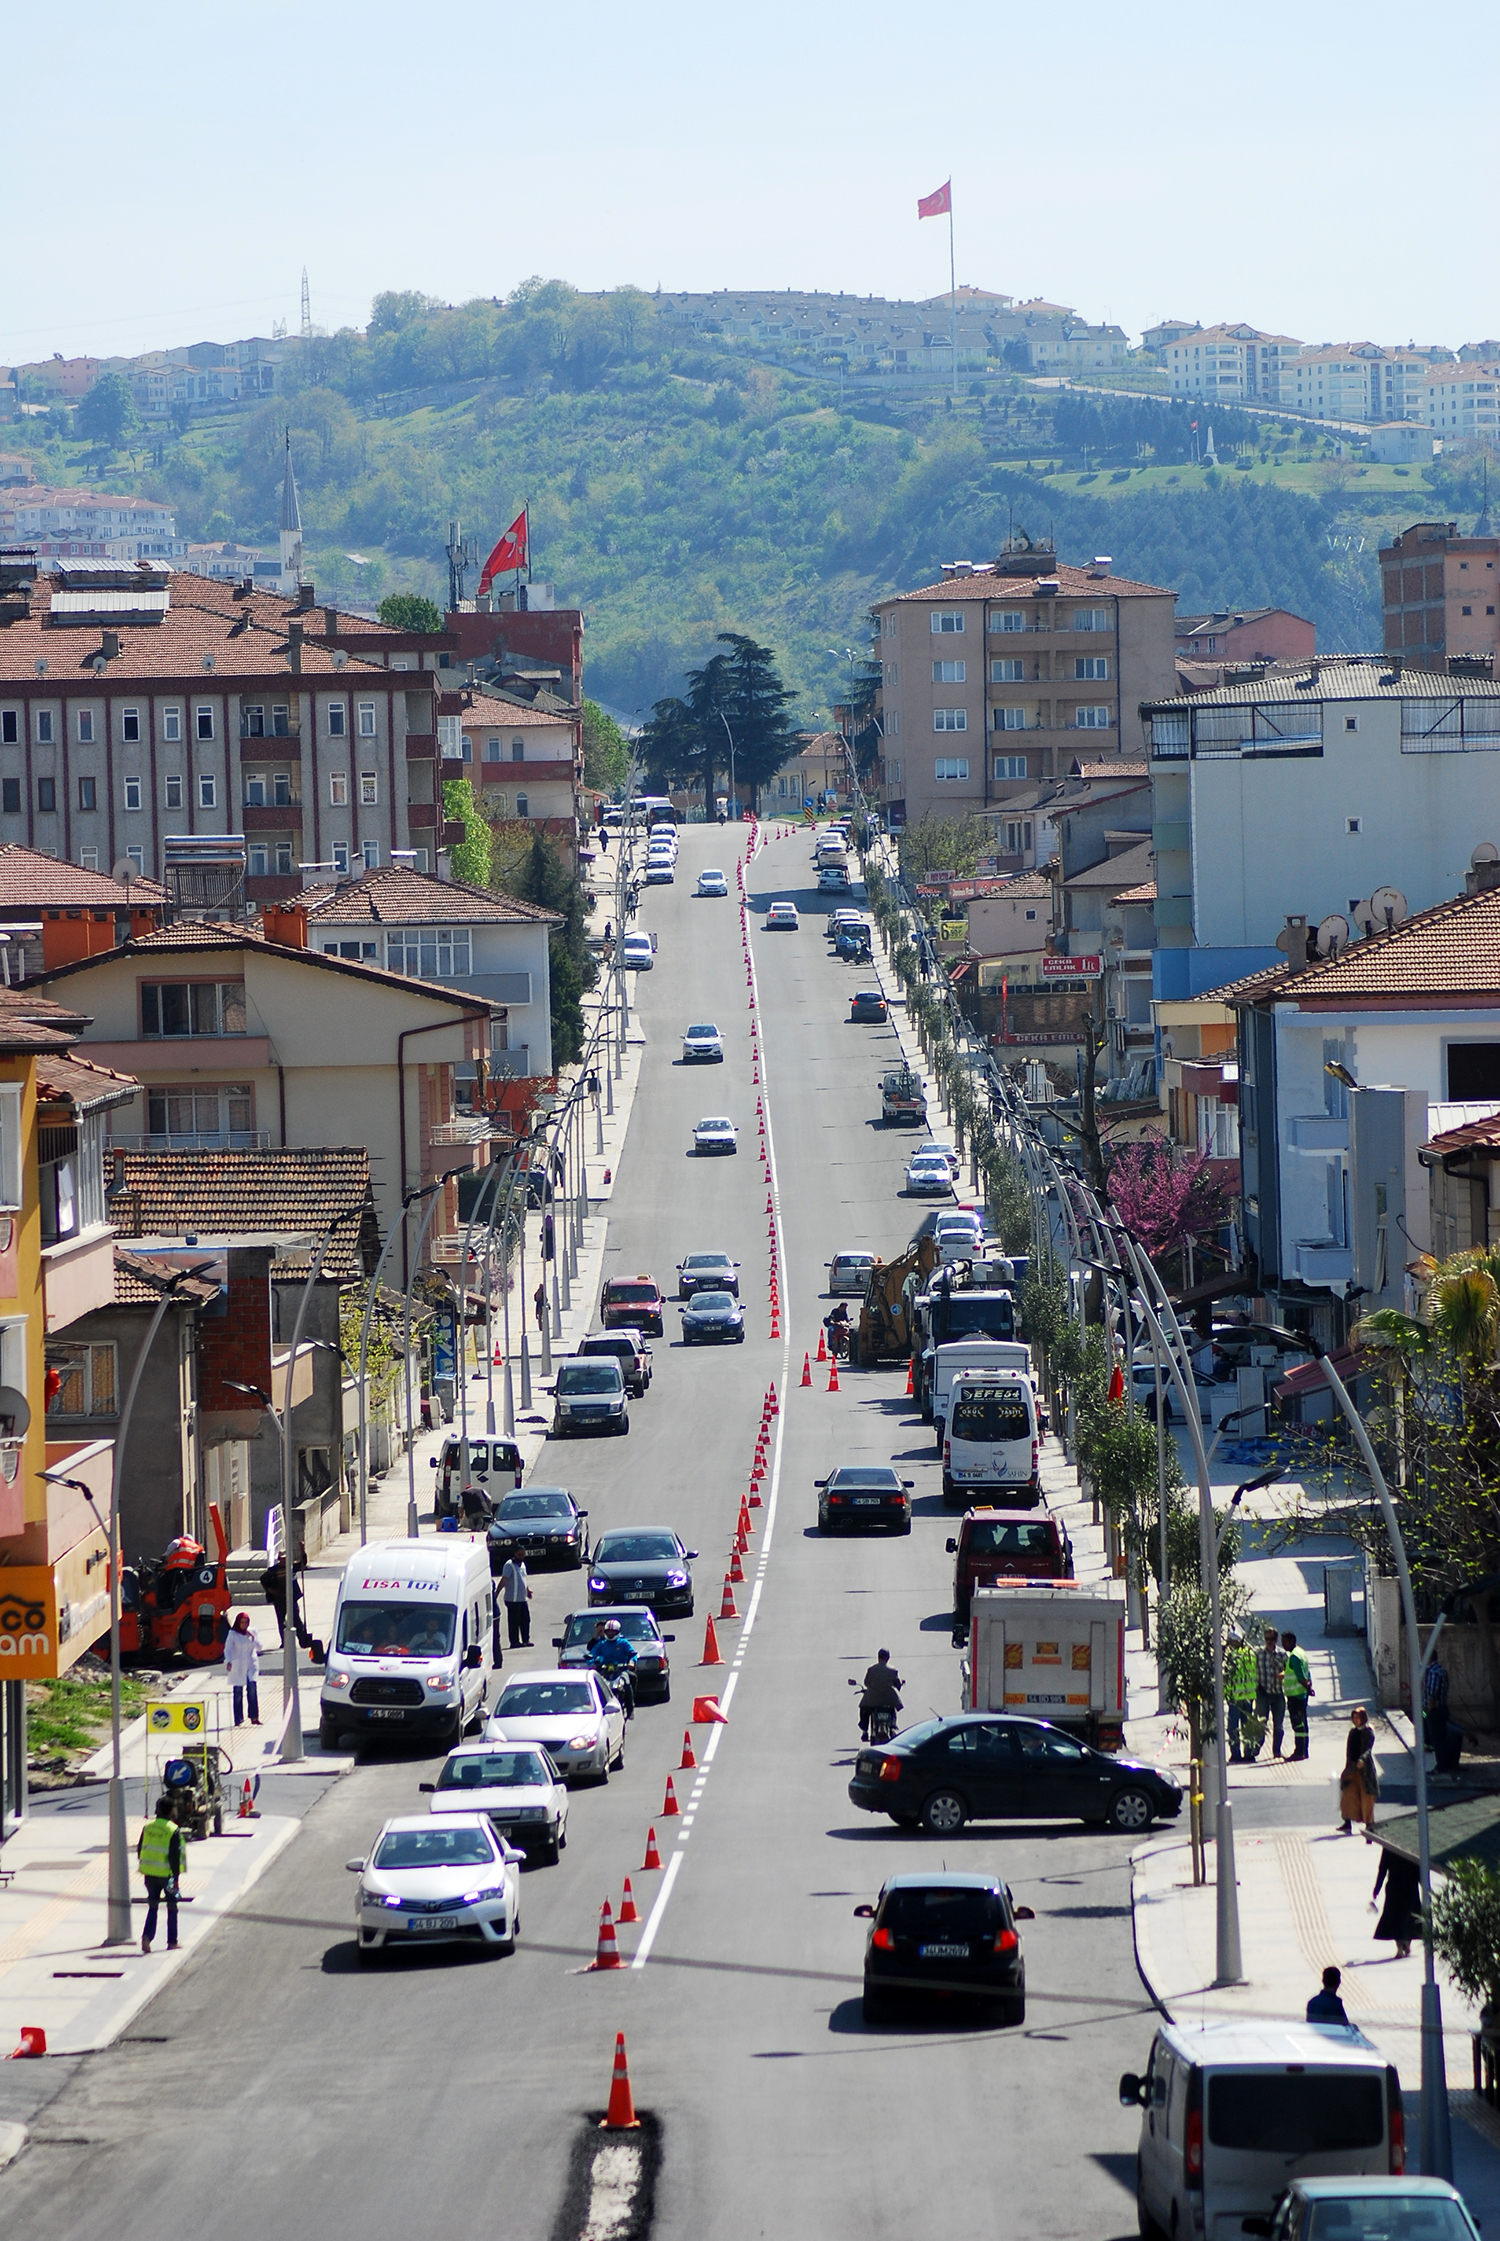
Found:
[368,1707,407,1721]
[919,1943,969,1959]
[408,1916,458,1932]
[853,1497,883,1507]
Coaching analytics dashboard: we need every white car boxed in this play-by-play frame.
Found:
[484,1668,626,1783]
[696,869,729,897]
[682,1022,725,1063]
[934,1212,986,1262]
[765,902,799,930]
[828,1250,877,1296]
[645,861,675,885]
[622,932,655,970]
[905,1152,955,1196]
[422,1741,570,1864]
[348,1812,523,1960]
[693,1115,738,1155]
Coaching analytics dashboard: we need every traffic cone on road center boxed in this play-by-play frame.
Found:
[768,1385,779,1415]
[801,1352,812,1386]
[680,1729,697,1768]
[701,1614,724,1664]
[769,1309,780,1339]
[816,1329,827,1363]
[589,1899,623,1971]
[828,1358,840,1393]
[601,2033,641,2131]
[618,1877,640,1925]
[661,1773,682,1815]
[642,1826,662,1871]
[720,1575,739,1619]
[728,1542,744,1583]
[693,1695,729,1725]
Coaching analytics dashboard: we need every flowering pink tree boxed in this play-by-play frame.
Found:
[1106,1132,1231,1266]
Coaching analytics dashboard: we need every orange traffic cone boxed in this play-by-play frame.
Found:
[769,1309,780,1338]
[728,1541,744,1581]
[816,1329,827,1363]
[642,1826,662,1871]
[692,1694,729,1725]
[768,1386,779,1415]
[238,1777,255,1819]
[680,1729,697,1769]
[618,1877,640,1925]
[700,1614,724,1664]
[601,2033,641,2131]
[766,1193,774,1214]
[738,1498,753,1538]
[905,1358,915,1397]
[828,1358,840,1393]
[589,1899,623,1971]
[801,1353,812,1387]
[661,1774,681,1815]
[720,1575,739,1619]
[9,2026,46,2059]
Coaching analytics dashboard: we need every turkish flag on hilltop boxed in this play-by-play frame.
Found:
[478,509,528,592]
[917,180,951,219]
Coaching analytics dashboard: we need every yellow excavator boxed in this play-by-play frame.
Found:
[851,1234,940,1367]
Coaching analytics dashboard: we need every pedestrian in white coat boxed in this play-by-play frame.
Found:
[223,1610,261,1726]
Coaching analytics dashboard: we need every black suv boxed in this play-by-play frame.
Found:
[847,1714,1181,1836]
[855,1872,1031,2026]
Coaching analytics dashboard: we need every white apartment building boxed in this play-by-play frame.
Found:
[1164,324,1302,404]
[1424,364,1500,441]
[1284,346,1449,423]
[0,487,184,566]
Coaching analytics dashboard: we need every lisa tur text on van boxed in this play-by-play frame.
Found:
[320,1538,495,1749]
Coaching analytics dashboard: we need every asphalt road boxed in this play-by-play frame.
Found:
[2,824,1160,2241]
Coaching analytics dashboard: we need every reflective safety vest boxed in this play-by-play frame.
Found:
[1284,1647,1313,1698]
[138,1817,177,1881]
[1227,1647,1257,1704]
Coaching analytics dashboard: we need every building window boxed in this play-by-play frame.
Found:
[933,708,968,733]
[245,775,266,807]
[1347,816,1362,833]
[196,705,214,741]
[932,660,966,684]
[274,843,293,874]
[147,1082,254,1147]
[930,611,965,634]
[933,758,970,781]
[357,702,377,738]
[248,844,268,876]
[994,755,1028,780]
[323,940,377,960]
[362,841,379,869]
[162,706,182,742]
[1072,608,1111,632]
[992,612,1025,634]
[164,774,184,810]
[329,772,348,806]
[886,759,902,783]
[991,659,1025,683]
[79,848,98,871]
[885,709,899,737]
[199,774,216,809]
[122,708,141,744]
[0,713,15,746]
[1073,705,1112,729]
[332,842,350,873]
[77,776,96,811]
[141,980,247,1037]
[360,771,378,805]
[437,716,461,754]
[515,794,530,818]
[485,737,500,761]
[77,710,94,744]
[411,848,429,873]
[386,927,473,978]
[46,1341,117,1418]
[126,845,144,873]
[0,779,17,816]
[510,738,526,761]
[993,706,1028,731]
[36,711,53,744]
[123,776,142,810]
[36,777,56,813]
[327,701,347,737]
[1074,656,1110,680]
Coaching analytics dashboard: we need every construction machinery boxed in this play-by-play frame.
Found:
[118,1503,232,1665]
[851,1235,940,1367]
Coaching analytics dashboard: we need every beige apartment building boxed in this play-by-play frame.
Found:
[1163,324,1302,405]
[872,542,1176,828]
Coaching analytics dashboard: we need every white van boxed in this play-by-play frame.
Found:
[930,1338,1032,1454]
[943,1368,1039,1506]
[1122,2019,1404,2241]
[320,1538,495,1750]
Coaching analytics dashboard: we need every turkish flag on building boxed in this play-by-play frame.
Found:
[478,509,528,592]
[917,180,951,219]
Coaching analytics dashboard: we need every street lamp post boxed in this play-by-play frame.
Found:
[356,1175,454,1547]
[403,1185,458,1540]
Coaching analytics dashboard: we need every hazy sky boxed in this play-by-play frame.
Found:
[6,1,1496,365]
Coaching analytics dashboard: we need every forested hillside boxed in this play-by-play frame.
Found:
[18,282,1493,713]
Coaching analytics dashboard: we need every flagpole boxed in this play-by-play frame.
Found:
[948,190,958,406]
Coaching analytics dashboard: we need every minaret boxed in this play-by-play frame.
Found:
[278,432,303,596]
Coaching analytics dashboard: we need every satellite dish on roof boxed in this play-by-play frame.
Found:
[0,1385,31,1436]
[1370,884,1408,930]
[112,858,136,890]
[1351,897,1376,938]
[1316,913,1349,959]
[1473,842,1500,867]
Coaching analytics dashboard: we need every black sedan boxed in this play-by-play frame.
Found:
[587,1528,697,1618]
[816,1465,913,1534]
[486,1487,589,1575]
[676,1251,741,1298]
[680,1288,746,1344]
[847,1715,1182,1836]
[856,1873,1031,2026]
[849,989,888,1023]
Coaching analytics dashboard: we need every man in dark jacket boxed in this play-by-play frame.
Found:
[1306,1966,1350,2025]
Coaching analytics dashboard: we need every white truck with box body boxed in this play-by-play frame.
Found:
[321,1537,495,1750]
[966,1582,1127,1752]
[930,1338,1032,1453]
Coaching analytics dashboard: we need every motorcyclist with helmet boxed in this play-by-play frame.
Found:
[584,1617,637,1720]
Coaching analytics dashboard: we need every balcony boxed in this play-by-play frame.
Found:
[239,719,301,742]
[239,739,305,763]
[406,801,439,829]
[442,820,467,847]
[440,758,468,782]
[477,760,578,786]
[489,1047,532,1079]
[1295,1239,1353,1289]
[109,1130,271,1152]
[1287,1114,1349,1152]
[405,732,438,760]
[242,802,303,829]
[427,1118,496,1146]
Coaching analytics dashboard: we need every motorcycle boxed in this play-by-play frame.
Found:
[848,1676,901,1744]
[823,1312,852,1362]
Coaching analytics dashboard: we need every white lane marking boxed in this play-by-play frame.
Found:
[633,829,791,1959]
[630,1847,684,1968]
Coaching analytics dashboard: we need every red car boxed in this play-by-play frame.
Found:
[947,1507,1073,1633]
[600,1276,666,1336]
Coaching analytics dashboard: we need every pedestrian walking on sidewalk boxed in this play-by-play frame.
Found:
[1282,1631,1313,1760]
[260,1546,311,1650]
[1306,1966,1350,2025]
[1226,1635,1257,1763]
[533,1280,547,1331]
[1372,1847,1421,1959]
[1340,1706,1379,1833]
[1255,1627,1288,1759]
[1423,1653,1464,1777]
[223,1610,262,1727]
[500,1554,532,1648]
[137,1798,184,1954]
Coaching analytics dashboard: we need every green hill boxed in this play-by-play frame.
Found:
[15,283,1492,713]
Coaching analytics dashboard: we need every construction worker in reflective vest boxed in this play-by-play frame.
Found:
[136,1798,185,1954]
[1226,1635,1258,1764]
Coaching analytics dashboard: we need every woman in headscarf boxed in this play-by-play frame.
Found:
[1339,1705,1378,1834]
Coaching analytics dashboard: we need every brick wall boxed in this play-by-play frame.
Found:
[198,1247,273,1410]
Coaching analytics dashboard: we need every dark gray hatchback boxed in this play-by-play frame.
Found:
[856,1872,1031,2026]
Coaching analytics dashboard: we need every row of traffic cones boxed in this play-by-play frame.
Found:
[800,1348,840,1392]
